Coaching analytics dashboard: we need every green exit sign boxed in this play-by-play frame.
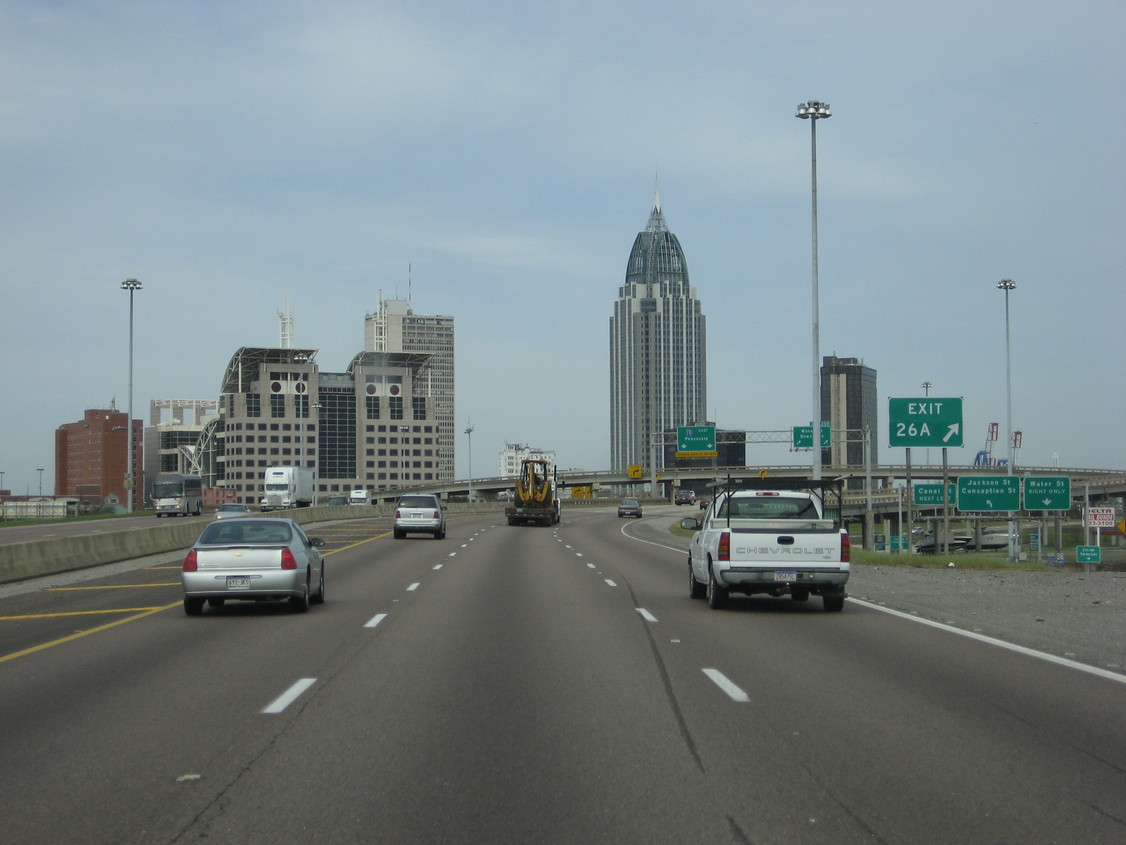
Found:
[889,397,964,448]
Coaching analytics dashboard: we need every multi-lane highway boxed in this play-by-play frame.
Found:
[2,507,1124,843]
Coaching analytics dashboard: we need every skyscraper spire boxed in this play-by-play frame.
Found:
[646,175,668,234]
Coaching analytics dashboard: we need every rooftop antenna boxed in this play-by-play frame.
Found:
[278,292,294,348]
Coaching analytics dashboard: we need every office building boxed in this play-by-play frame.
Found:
[142,399,219,497]
[55,406,142,509]
[365,298,455,481]
[214,346,440,505]
[499,443,556,477]
[821,355,878,472]
[610,193,707,472]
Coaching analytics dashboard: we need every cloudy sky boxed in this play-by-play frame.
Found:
[2,0,1123,496]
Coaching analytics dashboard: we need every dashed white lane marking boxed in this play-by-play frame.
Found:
[604,579,617,587]
[433,564,443,570]
[407,582,420,592]
[364,612,388,629]
[262,678,316,714]
[636,608,657,622]
[703,668,750,703]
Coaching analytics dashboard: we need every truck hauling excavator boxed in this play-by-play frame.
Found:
[505,459,561,526]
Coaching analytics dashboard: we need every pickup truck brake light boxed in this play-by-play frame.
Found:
[183,549,198,572]
[841,532,851,562]
[718,531,730,562]
[281,548,298,570]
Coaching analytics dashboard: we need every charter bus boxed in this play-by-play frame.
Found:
[151,473,203,517]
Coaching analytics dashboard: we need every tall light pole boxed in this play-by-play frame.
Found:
[464,422,474,502]
[121,279,142,512]
[997,279,1016,474]
[37,467,45,497]
[921,381,933,464]
[997,278,1018,560]
[797,99,831,480]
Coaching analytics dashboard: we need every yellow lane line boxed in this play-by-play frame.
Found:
[46,584,180,590]
[1,608,168,620]
[0,603,181,665]
[0,532,388,666]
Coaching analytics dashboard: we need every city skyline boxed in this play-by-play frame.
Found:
[2,2,1123,495]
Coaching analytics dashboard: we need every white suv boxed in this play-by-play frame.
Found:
[393,494,446,539]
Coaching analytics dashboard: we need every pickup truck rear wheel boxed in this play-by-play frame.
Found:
[689,558,706,599]
[706,561,729,610]
[823,594,845,612]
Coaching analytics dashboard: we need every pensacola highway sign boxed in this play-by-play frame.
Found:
[676,425,717,459]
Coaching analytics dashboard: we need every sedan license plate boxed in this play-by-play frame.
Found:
[226,576,251,590]
[774,571,797,583]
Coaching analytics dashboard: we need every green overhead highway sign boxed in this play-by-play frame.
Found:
[914,483,957,507]
[792,422,831,449]
[957,475,1020,512]
[676,425,716,458]
[1023,477,1071,511]
[888,397,964,448]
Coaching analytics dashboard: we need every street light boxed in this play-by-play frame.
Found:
[996,279,1016,474]
[997,278,1017,560]
[121,278,142,513]
[797,99,831,480]
[37,467,45,497]
[464,422,474,502]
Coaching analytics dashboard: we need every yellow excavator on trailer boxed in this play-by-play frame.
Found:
[505,459,561,526]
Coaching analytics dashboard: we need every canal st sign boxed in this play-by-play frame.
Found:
[888,398,964,448]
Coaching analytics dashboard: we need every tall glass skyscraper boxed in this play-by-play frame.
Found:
[610,194,707,472]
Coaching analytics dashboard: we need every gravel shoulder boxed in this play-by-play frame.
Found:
[849,564,1126,674]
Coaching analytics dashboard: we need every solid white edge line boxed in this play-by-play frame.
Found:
[618,522,1126,687]
[636,608,658,622]
[849,598,1126,685]
[364,612,388,629]
[262,677,316,714]
[702,668,750,702]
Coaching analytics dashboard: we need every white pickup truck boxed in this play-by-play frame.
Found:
[681,479,850,612]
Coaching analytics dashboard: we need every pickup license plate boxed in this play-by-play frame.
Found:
[226,576,251,590]
[774,571,796,582]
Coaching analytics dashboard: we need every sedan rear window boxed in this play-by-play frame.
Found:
[198,521,292,545]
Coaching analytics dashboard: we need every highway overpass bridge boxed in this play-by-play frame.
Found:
[373,464,1126,518]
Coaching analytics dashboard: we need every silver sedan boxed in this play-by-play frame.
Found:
[181,518,326,615]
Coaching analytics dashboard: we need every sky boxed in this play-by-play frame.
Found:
[2,0,1124,496]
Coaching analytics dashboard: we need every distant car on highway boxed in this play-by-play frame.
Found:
[674,489,696,505]
[617,498,643,518]
[697,497,711,511]
[212,503,252,520]
[181,518,326,615]
[394,493,446,539]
